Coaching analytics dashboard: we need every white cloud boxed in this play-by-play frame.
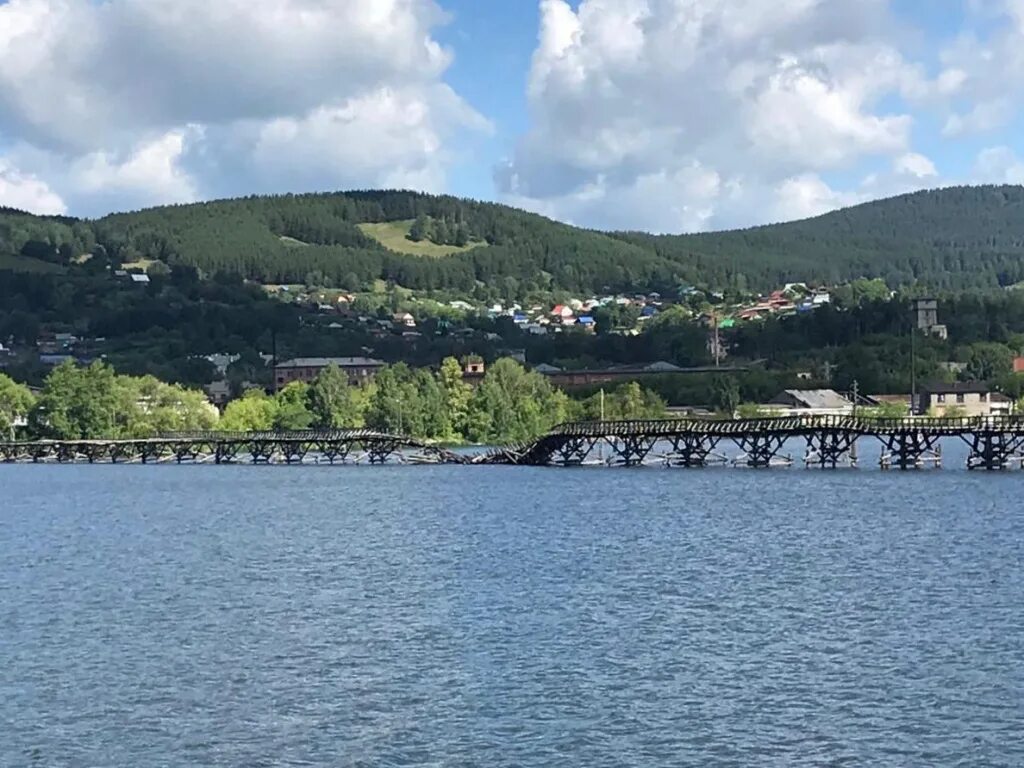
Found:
[932,2,1024,137]
[195,85,491,199]
[973,146,1024,185]
[772,174,859,222]
[894,152,938,180]
[0,0,486,215]
[943,99,1015,137]
[501,0,935,232]
[504,161,725,233]
[70,129,200,208]
[0,159,66,214]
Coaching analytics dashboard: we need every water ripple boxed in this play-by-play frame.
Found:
[1,464,1022,766]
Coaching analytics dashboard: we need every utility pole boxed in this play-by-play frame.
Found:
[713,313,721,369]
[910,320,918,416]
[271,330,278,393]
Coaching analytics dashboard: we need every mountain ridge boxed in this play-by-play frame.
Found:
[3,185,1024,294]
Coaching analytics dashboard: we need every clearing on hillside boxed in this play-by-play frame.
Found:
[121,258,157,272]
[358,220,486,257]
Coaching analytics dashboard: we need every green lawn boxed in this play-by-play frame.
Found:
[121,258,157,271]
[358,220,485,257]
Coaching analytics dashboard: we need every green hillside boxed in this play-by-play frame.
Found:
[617,186,1024,292]
[4,186,1024,294]
[357,220,486,257]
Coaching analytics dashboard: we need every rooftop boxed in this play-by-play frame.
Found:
[275,357,385,369]
[778,389,854,410]
[921,381,991,395]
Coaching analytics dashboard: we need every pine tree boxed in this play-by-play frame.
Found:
[409,214,429,243]
[432,217,450,246]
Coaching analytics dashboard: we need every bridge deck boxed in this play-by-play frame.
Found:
[5,417,1024,470]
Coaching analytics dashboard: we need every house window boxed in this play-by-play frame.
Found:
[956,393,965,404]
[937,394,946,404]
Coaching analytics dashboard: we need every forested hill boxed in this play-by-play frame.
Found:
[616,186,1024,292]
[4,186,1024,294]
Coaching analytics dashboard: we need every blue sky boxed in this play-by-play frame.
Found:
[1,0,1024,232]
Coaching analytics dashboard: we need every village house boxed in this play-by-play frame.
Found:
[914,298,948,340]
[392,312,416,329]
[460,356,487,385]
[920,382,1010,418]
[274,357,385,391]
[551,305,575,325]
[204,380,232,407]
[538,361,719,388]
[767,389,855,416]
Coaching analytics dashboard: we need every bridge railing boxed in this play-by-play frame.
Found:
[0,429,437,448]
[154,429,436,444]
[548,414,1024,437]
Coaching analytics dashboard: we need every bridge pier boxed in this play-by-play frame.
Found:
[552,436,596,466]
[366,439,399,464]
[108,443,133,464]
[733,433,790,468]
[805,430,858,469]
[281,441,310,464]
[879,432,941,470]
[140,443,163,464]
[666,435,722,467]
[316,440,351,464]
[173,442,204,464]
[215,442,242,464]
[249,441,277,464]
[964,431,1024,470]
[606,435,658,467]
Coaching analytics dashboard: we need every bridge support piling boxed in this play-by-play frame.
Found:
[316,441,351,465]
[667,435,721,468]
[879,432,941,470]
[607,435,657,467]
[733,433,789,468]
[553,437,595,466]
[805,430,858,469]
[366,439,399,464]
[965,432,1024,470]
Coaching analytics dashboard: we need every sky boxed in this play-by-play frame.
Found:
[2,0,1024,233]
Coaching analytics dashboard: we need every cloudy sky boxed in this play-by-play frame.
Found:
[0,0,1023,232]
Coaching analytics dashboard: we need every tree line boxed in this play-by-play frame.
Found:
[1,359,667,444]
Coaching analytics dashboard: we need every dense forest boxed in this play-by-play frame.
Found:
[617,186,1024,291]
[6,186,1024,294]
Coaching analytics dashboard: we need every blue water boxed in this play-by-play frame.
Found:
[2,465,1023,766]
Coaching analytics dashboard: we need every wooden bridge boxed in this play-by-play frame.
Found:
[0,430,467,466]
[5,416,1024,470]
[476,415,1024,470]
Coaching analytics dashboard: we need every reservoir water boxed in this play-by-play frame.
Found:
[2,463,1023,766]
